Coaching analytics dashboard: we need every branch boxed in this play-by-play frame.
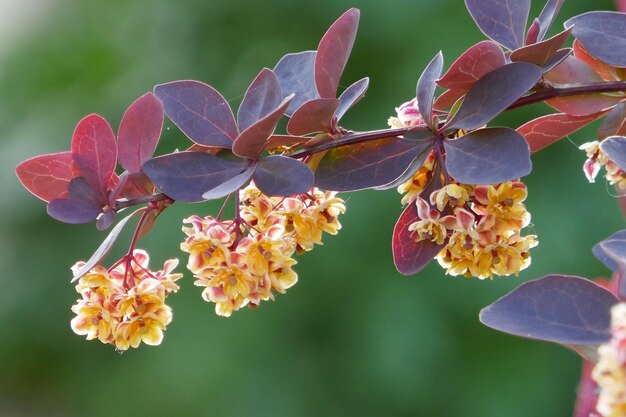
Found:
[508,80,626,110]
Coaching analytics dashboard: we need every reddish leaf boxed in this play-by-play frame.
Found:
[392,200,444,276]
[599,102,626,139]
[142,151,249,202]
[72,210,143,281]
[480,275,617,346]
[437,41,505,90]
[71,114,117,197]
[541,48,571,72]
[253,155,314,196]
[510,27,572,67]
[16,151,74,202]
[315,8,360,98]
[335,77,369,122]
[573,39,620,81]
[416,51,444,129]
[465,0,530,50]
[232,95,293,159]
[525,18,540,45]
[286,98,340,136]
[433,88,466,111]
[237,68,282,132]
[517,111,606,153]
[118,92,164,173]
[536,0,564,42]
[566,12,626,67]
[314,137,430,191]
[545,55,603,83]
[443,63,542,131]
[154,80,238,147]
[444,127,531,184]
[273,51,319,116]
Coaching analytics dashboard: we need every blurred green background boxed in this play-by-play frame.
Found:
[1,0,623,416]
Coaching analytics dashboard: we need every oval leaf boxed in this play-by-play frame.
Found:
[253,155,314,196]
[510,27,572,67]
[142,151,249,202]
[315,8,360,98]
[600,136,626,172]
[335,77,369,122]
[72,210,142,281]
[416,51,444,129]
[517,111,606,153]
[71,114,117,196]
[537,0,564,42]
[237,68,282,132]
[154,80,238,147]
[598,102,626,139]
[392,171,445,275]
[566,12,626,67]
[444,127,531,184]
[16,151,74,202]
[464,0,530,50]
[480,275,617,346]
[47,197,102,225]
[437,41,506,91]
[232,94,293,159]
[443,63,542,131]
[314,137,428,191]
[273,51,319,116]
[286,98,340,136]
[593,229,626,273]
[118,92,164,173]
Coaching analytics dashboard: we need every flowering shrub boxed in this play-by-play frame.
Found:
[14,0,626,414]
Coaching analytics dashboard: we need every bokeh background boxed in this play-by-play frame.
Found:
[1,0,623,416]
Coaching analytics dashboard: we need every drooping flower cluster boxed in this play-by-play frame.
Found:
[388,99,537,279]
[593,302,626,417]
[70,250,182,351]
[180,183,346,316]
[410,182,537,279]
[581,140,626,190]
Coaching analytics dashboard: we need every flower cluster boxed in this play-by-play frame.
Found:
[410,182,537,279]
[593,302,626,417]
[581,140,626,190]
[70,250,182,351]
[180,183,346,316]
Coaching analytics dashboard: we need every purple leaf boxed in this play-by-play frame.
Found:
[314,137,430,191]
[47,192,102,225]
[598,102,626,140]
[237,68,282,132]
[416,51,444,129]
[72,210,142,281]
[71,114,117,197]
[374,140,434,190]
[273,51,319,116]
[253,155,314,196]
[444,127,531,184]
[232,95,293,159]
[286,98,340,136]
[67,177,105,206]
[566,12,626,67]
[202,165,256,200]
[142,151,249,202]
[118,92,164,173]
[600,136,626,172]
[537,0,564,41]
[510,27,572,67]
[525,19,540,45]
[465,0,530,50]
[480,275,617,346]
[437,41,506,91]
[335,77,369,122]
[392,171,445,275]
[541,48,571,72]
[315,8,360,98]
[154,80,238,148]
[443,63,542,131]
[16,151,74,202]
[96,211,116,231]
[593,229,626,273]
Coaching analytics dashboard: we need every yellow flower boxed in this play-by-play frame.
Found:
[430,183,471,211]
[593,303,626,417]
[181,216,235,273]
[408,197,448,245]
[397,152,436,205]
